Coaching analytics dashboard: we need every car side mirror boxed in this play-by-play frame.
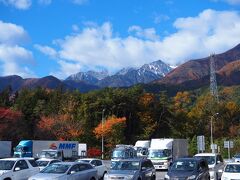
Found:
[141,167,147,171]
[217,160,221,164]
[218,169,223,173]
[14,167,20,171]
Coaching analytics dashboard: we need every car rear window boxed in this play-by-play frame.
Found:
[28,160,38,167]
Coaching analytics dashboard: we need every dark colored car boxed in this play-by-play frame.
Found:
[104,158,156,180]
[164,157,210,180]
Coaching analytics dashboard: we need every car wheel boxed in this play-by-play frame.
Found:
[4,178,11,180]
[90,177,96,180]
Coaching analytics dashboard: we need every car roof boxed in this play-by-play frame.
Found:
[54,161,89,165]
[113,158,148,162]
[0,158,33,161]
[37,158,60,161]
[194,153,219,156]
[225,162,240,165]
[175,157,199,161]
[78,158,101,161]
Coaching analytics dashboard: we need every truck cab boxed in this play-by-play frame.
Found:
[14,140,32,158]
[148,148,172,169]
[40,149,64,161]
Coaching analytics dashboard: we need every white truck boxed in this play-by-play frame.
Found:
[148,138,188,170]
[134,140,150,157]
[0,141,12,158]
[14,140,79,160]
[78,143,87,157]
[111,144,137,161]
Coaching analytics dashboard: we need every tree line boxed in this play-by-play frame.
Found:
[0,85,240,158]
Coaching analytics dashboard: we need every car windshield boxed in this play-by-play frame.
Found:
[171,160,197,171]
[112,150,125,158]
[148,149,171,158]
[225,164,240,173]
[40,151,56,158]
[111,161,140,170]
[36,161,49,167]
[195,156,215,165]
[40,164,70,174]
[0,160,15,170]
[234,154,240,158]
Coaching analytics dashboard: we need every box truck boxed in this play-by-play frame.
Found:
[148,138,188,170]
[0,141,12,158]
[13,140,79,160]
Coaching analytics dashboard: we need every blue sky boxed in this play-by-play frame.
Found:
[0,0,240,79]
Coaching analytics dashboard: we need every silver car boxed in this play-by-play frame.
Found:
[104,158,156,180]
[28,161,98,180]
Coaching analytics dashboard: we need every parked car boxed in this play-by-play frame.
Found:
[104,158,156,180]
[36,158,61,171]
[220,162,240,180]
[28,161,97,180]
[76,158,107,179]
[164,157,210,180]
[0,158,39,180]
[194,153,224,180]
[232,153,240,162]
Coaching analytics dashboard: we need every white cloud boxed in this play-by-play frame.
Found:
[0,44,34,77]
[0,20,28,44]
[153,14,170,24]
[0,0,31,10]
[37,9,240,78]
[72,24,79,32]
[128,26,160,41]
[0,21,35,77]
[72,0,88,5]
[212,0,240,5]
[34,44,57,58]
[38,0,51,5]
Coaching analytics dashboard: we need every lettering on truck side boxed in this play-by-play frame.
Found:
[58,143,76,149]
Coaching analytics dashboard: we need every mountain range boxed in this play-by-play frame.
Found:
[1,43,240,94]
[0,60,172,93]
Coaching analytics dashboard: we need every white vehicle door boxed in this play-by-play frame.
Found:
[27,159,40,177]
[95,160,106,178]
[12,160,30,180]
[91,160,101,178]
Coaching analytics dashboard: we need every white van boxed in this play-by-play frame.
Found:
[194,153,224,180]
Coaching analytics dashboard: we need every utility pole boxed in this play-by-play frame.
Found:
[101,109,105,160]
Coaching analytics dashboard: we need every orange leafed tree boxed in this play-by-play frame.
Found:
[93,116,126,147]
[37,114,83,140]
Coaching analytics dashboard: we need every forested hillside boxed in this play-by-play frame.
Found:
[1,85,240,157]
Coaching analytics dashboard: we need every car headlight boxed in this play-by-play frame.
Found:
[164,174,170,179]
[104,174,109,180]
[125,175,134,179]
[221,177,229,180]
[187,175,196,180]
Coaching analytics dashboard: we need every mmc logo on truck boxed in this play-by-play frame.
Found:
[49,143,76,150]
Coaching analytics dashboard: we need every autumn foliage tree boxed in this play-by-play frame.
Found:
[0,107,22,143]
[94,116,126,149]
[36,114,83,140]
